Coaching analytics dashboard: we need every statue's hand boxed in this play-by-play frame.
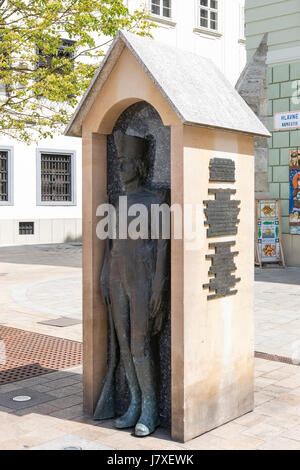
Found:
[100,279,111,308]
[152,310,165,336]
[150,286,166,335]
[150,282,164,319]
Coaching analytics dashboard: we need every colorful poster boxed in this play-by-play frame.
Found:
[289,149,300,235]
[257,200,281,262]
[259,201,277,218]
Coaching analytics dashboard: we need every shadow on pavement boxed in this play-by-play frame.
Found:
[255,266,300,285]
[0,244,82,268]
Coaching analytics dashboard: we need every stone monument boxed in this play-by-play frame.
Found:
[65,31,270,442]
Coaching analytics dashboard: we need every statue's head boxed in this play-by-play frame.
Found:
[114,130,149,186]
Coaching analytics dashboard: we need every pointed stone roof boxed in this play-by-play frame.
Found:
[65,31,270,138]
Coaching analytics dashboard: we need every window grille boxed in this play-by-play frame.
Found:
[40,153,72,202]
[0,151,8,202]
[19,222,34,235]
[37,39,75,69]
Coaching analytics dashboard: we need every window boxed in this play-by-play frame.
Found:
[41,153,72,202]
[36,39,75,99]
[150,0,172,19]
[37,39,75,70]
[197,0,218,31]
[0,82,8,96]
[0,41,10,97]
[0,151,8,202]
[239,4,245,40]
[0,147,13,205]
[37,150,76,205]
[19,222,34,235]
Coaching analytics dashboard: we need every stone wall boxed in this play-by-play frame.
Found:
[268,62,300,235]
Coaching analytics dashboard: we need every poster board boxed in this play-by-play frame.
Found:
[289,148,300,234]
[255,198,285,267]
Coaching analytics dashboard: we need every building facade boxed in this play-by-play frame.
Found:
[0,0,246,246]
[245,0,300,265]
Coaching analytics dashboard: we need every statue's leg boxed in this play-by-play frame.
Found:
[110,281,141,428]
[130,285,160,437]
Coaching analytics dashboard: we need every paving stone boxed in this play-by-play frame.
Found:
[49,404,84,420]
[47,395,83,409]
[216,434,264,450]
[14,403,59,416]
[210,422,248,439]
[74,427,119,442]
[277,374,300,389]
[276,393,300,406]
[48,384,82,399]
[30,433,114,450]
[44,377,81,390]
[259,437,300,450]
[178,434,227,451]
[263,369,298,381]
[242,421,284,440]
[265,413,300,430]
[254,391,274,406]
[0,388,56,410]
[233,412,269,427]
[38,317,81,327]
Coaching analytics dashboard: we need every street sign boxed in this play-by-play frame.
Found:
[274,111,300,130]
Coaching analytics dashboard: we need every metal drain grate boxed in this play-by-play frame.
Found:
[255,351,298,366]
[0,326,82,385]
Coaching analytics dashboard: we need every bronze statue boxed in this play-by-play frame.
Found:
[93,131,168,437]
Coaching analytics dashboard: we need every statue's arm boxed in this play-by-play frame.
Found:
[100,239,111,307]
[150,238,168,319]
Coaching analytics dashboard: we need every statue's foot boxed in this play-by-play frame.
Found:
[135,417,160,437]
[114,403,141,429]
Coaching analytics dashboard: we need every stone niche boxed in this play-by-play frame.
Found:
[65,31,270,442]
[108,101,171,427]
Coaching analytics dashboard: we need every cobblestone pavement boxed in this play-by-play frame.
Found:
[0,359,299,450]
[0,244,299,358]
[1,245,300,449]
[255,267,300,360]
[0,244,82,342]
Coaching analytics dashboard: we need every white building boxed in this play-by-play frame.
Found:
[0,0,246,246]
